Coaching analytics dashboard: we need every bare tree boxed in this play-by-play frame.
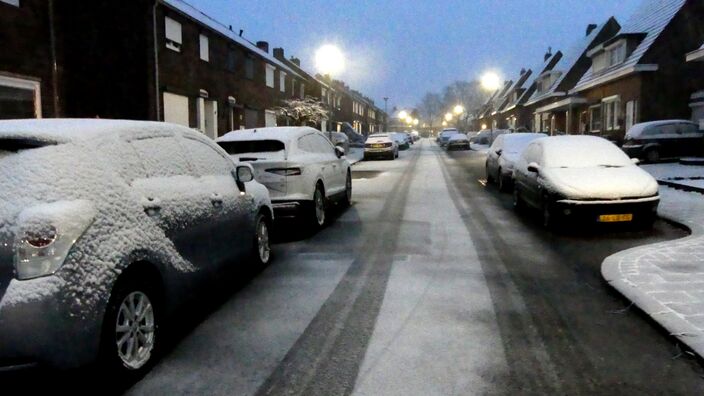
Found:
[442,80,489,130]
[418,93,443,129]
[276,98,329,126]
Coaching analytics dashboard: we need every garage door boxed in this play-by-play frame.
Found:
[163,92,189,127]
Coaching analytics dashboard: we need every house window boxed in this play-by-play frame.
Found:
[265,109,277,127]
[589,105,602,132]
[0,75,41,119]
[163,92,189,127]
[625,100,638,131]
[199,34,209,62]
[1,0,20,6]
[603,97,621,131]
[226,48,237,72]
[245,57,254,80]
[265,64,275,88]
[592,53,608,73]
[609,43,626,66]
[164,17,182,52]
[279,71,286,93]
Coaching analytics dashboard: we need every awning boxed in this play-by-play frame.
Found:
[535,96,588,113]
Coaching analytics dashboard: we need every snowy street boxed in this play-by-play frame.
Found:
[6,139,704,394]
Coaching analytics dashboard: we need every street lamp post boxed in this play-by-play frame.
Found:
[315,44,345,140]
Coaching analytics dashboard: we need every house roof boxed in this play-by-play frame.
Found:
[572,0,686,92]
[525,20,614,105]
[511,52,562,108]
[161,0,303,79]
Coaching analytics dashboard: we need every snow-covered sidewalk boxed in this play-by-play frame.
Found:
[642,162,704,194]
[602,186,704,357]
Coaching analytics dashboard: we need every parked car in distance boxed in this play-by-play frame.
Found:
[403,132,414,145]
[446,134,470,151]
[622,120,703,162]
[513,135,659,229]
[217,127,351,228]
[391,132,411,150]
[486,132,547,191]
[0,119,273,375]
[364,133,399,160]
[325,131,350,154]
[470,129,508,146]
[411,131,421,141]
[438,128,460,147]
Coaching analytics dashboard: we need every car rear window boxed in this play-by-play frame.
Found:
[0,137,55,153]
[218,140,285,155]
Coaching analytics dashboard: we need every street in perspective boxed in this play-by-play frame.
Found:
[2,0,704,395]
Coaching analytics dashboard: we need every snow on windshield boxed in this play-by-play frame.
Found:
[542,136,633,168]
[503,134,546,154]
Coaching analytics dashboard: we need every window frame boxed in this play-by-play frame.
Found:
[0,74,42,119]
[279,71,287,93]
[199,33,209,62]
[589,104,602,133]
[164,16,182,52]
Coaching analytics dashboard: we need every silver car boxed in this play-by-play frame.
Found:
[0,119,273,374]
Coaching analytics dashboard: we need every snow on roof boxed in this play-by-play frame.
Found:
[526,21,611,105]
[537,135,633,168]
[573,0,686,92]
[515,52,561,105]
[0,119,185,144]
[161,0,302,79]
[217,127,320,143]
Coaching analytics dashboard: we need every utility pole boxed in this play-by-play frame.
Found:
[383,97,389,131]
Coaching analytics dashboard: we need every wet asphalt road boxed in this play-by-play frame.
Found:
[5,139,704,395]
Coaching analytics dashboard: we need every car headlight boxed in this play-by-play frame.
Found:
[14,200,96,280]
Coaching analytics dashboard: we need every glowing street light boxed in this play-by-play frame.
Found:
[481,123,487,130]
[442,121,448,127]
[398,110,409,120]
[453,105,465,115]
[480,71,502,91]
[413,119,419,126]
[444,113,453,122]
[315,44,345,76]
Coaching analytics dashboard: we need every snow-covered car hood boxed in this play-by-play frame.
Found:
[540,166,659,200]
[499,152,519,169]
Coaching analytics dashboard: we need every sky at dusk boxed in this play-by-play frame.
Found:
[188,0,644,111]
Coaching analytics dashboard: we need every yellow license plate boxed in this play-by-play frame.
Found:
[372,144,384,148]
[598,214,633,222]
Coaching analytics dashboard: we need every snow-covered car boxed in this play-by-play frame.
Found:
[513,135,659,229]
[622,120,703,162]
[446,134,470,151]
[325,131,350,154]
[364,133,399,160]
[217,127,351,228]
[0,119,273,374]
[470,129,508,146]
[391,132,411,150]
[410,131,420,141]
[486,132,547,191]
[438,128,460,147]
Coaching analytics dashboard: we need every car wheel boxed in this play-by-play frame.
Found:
[101,274,160,378]
[342,171,352,207]
[311,184,326,227]
[645,148,660,163]
[486,163,494,183]
[252,213,271,266]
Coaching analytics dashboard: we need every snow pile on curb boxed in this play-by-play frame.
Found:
[602,186,704,356]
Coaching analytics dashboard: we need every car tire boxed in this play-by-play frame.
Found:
[252,213,271,266]
[645,148,660,163]
[310,183,327,228]
[542,199,560,230]
[486,163,494,183]
[100,272,160,379]
[342,171,352,207]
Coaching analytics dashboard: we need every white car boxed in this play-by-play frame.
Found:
[513,136,660,229]
[446,134,470,150]
[217,127,351,227]
[486,133,547,191]
[364,133,399,160]
[390,132,411,150]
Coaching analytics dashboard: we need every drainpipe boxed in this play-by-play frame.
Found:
[152,0,161,120]
[48,0,60,117]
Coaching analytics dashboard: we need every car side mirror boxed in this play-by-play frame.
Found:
[631,157,640,165]
[335,146,345,158]
[234,164,254,193]
[527,162,540,173]
[496,149,503,156]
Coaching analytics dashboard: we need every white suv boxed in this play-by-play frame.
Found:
[218,127,352,227]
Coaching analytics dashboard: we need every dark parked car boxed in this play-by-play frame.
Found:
[438,129,459,147]
[622,120,703,162]
[513,136,659,229]
[486,132,546,191]
[0,119,273,375]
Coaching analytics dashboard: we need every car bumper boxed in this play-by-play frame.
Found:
[552,196,659,224]
[621,144,644,158]
[364,149,394,159]
[447,143,470,150]
[272,200,311,218]
[0,276,102,369]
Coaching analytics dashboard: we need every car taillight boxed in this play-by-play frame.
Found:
[266,168,302,176]
[24,226,57,248]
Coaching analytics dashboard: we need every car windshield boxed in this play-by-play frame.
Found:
[503,134,546,154]
[543,139,634,168]
[218,139,285,154]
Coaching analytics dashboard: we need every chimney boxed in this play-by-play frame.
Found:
[239,29,243,37]
[273,47,284,60]
[544,46,552,61]
[290,57,301,66]
[586,23,598,36]
[520,68,526,75]
[256,41,269,53]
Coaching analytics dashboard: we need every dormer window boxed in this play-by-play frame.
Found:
[608,41,626,66]
[591,38,629,73]
[536,71,562,94]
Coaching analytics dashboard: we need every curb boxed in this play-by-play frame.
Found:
[658,179,704,195]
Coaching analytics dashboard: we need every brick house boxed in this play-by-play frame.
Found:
[569,0,704,143]
[522,18,621,134]
[0,0,60,119]
[686,41,704,126]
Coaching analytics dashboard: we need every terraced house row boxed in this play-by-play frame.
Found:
[0,0,386,138]
[476,0,704,144]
